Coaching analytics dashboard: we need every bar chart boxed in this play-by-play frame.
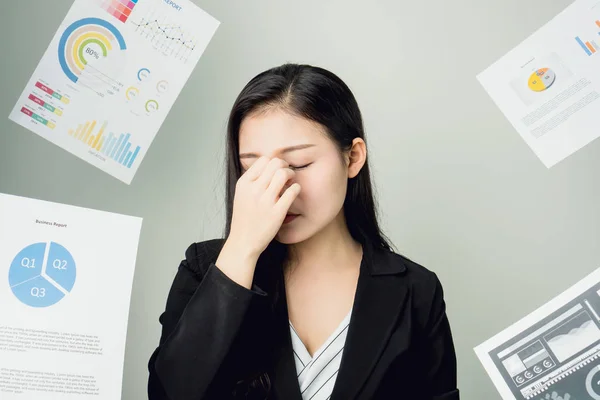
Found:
[34,81,70,105]
[575,21,600,56]
[20,107,56,129]
[17,80,71,131]
[68,120,141,169]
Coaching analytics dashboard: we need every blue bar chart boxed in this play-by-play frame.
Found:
[99,132,141,168]
[68,120,141,169]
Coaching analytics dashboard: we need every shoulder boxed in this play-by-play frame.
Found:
[378,247,441,291]
[180,238,226,277]
[399,253,441,290]
[383,248,446,308]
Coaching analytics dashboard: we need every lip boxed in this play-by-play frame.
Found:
[283,214,299,224]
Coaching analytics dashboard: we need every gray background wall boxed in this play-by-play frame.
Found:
[2,0,599,398]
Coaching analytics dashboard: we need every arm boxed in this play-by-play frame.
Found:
[423,274,460,400]
[147,241,266,400]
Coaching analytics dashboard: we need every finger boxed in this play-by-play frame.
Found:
[265,168,295,200]
[242,156,270,181]
[275,183,301,215]
[256,158,289,189]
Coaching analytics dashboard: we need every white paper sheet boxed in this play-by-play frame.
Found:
[8,0,220,184]
[477,0,600,168]
[0,193,143,399]
[475,267,600,400]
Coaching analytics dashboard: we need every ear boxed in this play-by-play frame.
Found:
[347,138,367,179]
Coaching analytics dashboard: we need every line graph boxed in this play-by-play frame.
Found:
[129,8,199,63]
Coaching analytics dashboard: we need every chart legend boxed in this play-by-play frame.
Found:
[99,0,139,23]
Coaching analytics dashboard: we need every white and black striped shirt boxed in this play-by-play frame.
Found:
[290,309,352,400]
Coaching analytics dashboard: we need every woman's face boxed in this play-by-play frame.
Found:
[238,108,358,245]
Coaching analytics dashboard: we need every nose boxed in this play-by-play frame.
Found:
[279,177,295,198]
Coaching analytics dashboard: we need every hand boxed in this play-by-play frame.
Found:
[228,156,301,257]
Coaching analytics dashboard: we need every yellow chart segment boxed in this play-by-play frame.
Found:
[72,32,113,70]
[528,68,556,92]
[68,120,108,150]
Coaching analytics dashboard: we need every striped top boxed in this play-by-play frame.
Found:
[290,309,352,400]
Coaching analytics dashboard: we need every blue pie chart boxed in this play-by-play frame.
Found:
[8,242,76,307]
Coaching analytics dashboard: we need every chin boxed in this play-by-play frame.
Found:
[275,226,310,245]
[275,233,304,245]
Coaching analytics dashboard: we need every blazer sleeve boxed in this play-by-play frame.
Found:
[422,274,460,400]
[147,241,267,400]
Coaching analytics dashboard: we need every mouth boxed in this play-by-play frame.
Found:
[283,214,300,224]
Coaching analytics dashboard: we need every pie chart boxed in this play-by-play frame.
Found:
[528,68,556,92]
[8,242,76,307]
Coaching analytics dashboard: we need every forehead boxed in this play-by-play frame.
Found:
[238,109,326,154]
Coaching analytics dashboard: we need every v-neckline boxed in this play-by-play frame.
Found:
[289,308,353,363]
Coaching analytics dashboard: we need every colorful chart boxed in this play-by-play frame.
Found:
[130,8,198,63]
[137,68,151,81]
[98,0,139,23]
[35,81,70,105]
[68,119,108,150]
[575,20,600,56]
[28,93,63,116]
[156,80,169,93]
[19,107,56,129]
[17,80,72,131]
[8,242,76,308]
[68,120,141,168]
[145,99,159,112]
[125,86,140,99]
[528,68,556,92]
[58,17,127,83]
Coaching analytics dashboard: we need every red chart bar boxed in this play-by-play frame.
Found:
[35,81,54,96]
[28,94,45,107]
[20,107,33,117]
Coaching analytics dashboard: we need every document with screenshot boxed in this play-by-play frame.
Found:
[477,0,600,167]
[0,193,142,399]
[475,267,600,400]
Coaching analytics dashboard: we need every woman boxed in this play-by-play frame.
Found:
[148,63,459,399]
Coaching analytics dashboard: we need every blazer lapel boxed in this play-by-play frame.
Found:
[330,242,408,400]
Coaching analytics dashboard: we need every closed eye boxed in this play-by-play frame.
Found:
[241,163,312,173]
[289,163,312,171]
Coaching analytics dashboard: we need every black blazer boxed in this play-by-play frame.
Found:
[148,238,459,400]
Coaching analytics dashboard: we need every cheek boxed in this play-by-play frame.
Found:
[297,167,347,207]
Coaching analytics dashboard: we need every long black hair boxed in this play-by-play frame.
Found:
[223,63,395,398]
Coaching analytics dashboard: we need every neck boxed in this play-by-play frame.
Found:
[286,211,363,275]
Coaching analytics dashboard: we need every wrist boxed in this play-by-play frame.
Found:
[224,235,261,261]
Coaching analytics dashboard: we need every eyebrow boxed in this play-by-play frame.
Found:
[239,144,316,159]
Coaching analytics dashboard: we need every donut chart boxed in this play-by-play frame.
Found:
[528,68,556,92]
[57,17,127,83]
[8,242,76,307]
